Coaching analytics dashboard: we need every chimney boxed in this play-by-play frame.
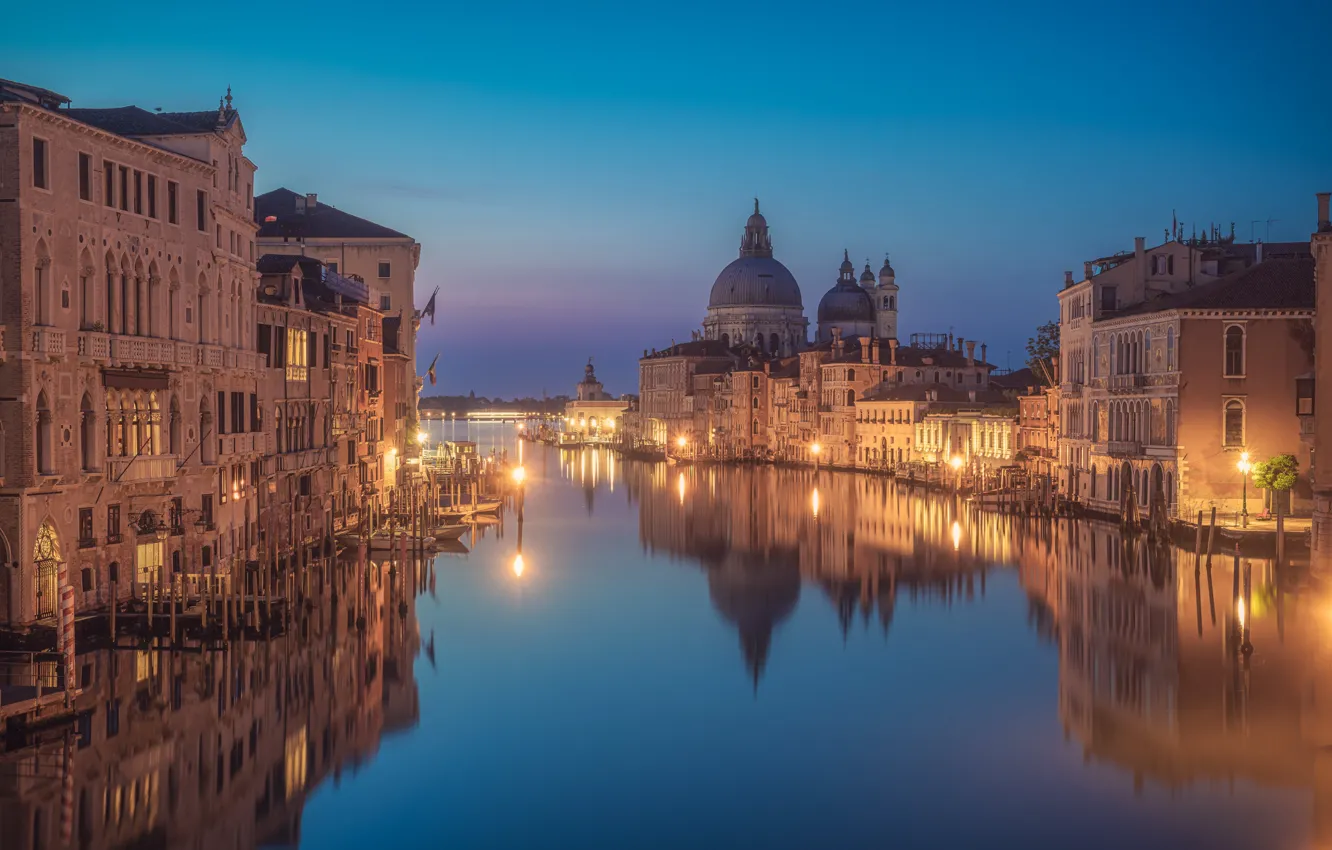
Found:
[980,343,988,365]
[859,336,871,363]
[957,337,965,356]
[889,338,899,366]
[306,193,317,209]
[1255,240,1264,265]
[1084,261,1093,280]
[1319,192,1331,232]
[966,341,975,365]
[870,337,880,365]
[1064,270,1074,287]
[1050,353,1058,383]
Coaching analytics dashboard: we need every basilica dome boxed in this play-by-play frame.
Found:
[817,252,875,323]
[817,285,875,323]
[708,256,803,309]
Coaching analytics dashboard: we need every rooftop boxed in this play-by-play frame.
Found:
[255,187,410,240]
[1116,257,1315,316]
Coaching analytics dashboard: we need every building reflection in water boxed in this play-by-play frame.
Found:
[560,447,1332,842]
[0,551,425,850]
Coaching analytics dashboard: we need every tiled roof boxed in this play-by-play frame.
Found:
[256,254,303,275]
[1116,257,1315,316]
[63,106,227,136]
[255,188,409,240]
[988,367,1037,390]
[0,78,70,107]
[641,339,737,360]
[827,336,992,369]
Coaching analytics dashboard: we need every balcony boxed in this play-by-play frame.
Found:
[1109,374,1147,392]
[31,327,65,357]
[110,336,176,368]
[198,345,223,369]
[1106,440,1142,458]
[106,454,179,483]
[78,331,110,360]
[1059,383,1082,398]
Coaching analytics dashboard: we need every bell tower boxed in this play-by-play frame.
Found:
[875,254,899,340]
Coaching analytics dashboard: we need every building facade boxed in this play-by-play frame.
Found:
[0,80,265,627]
[254,188,422,488]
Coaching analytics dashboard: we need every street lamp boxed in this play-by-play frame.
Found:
[1238,451,1251,527]
[950,455,964,491]
[811,442,822,471]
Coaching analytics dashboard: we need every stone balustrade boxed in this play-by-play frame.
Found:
[106,454,179,483]
[31,327,66,357]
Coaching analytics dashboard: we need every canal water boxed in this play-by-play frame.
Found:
[5,422,1329,849]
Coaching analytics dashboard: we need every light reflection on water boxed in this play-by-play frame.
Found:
[13,423,1331,850]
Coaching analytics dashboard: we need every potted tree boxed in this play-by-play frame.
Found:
[1252,454,1299,520]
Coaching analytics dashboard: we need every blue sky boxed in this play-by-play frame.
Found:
[8,0,1330,396]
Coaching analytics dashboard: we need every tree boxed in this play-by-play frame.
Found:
[1253,453,1300,517]
[1026,320,1060,387]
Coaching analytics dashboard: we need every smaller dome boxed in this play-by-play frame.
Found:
[879,254,896,280]
[860,261,875,284]
[817,284,875,323]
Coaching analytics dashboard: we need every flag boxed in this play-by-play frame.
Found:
[421,288,438,326]
[427,353,439,386]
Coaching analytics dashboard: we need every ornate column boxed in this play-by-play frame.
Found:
[147,275,161,338]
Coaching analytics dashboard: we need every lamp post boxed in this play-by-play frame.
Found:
[812,442,822,471]
[676,435,688,461]
[950,455,964,492]
[1237,451,1251,528]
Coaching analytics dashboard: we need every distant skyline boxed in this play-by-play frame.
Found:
[8,0,1330,396]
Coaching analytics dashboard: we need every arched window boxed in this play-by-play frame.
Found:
[1166,327,1176,370]
[1224,325,1245,376]
[751,419,759,435]
[846,389,855,406]
[1165,400,1176,445]
[847,369,855,381]
[1090,467,1098,499]
[1224,400,1244,447]
[888,296,895,310]
[770,332,779,353]
[35,391,53,475]
[79,393,95,471]
[751,397,759,409]
[1143,330,1151,370]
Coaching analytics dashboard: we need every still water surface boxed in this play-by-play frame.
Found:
[9,423,1331,849]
